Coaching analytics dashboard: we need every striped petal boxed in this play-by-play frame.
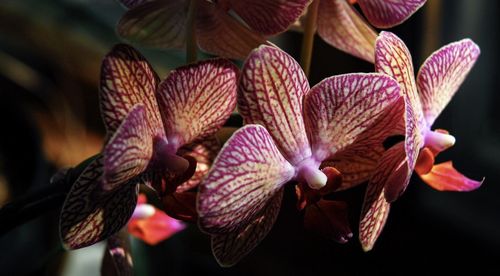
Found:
[118,0,152,9]
[419,161,483,192]
[229,0,310,35]
[60,156,139,249]
[375,31,425,173]
[196,1,267,60]
[100,44,163,137]
[176,136,220,193]
[103,104,152,191]
[357,0,426,28]
[304,200,352,244]
[198,125,294,234]
[117,1,188,50]
[417,39,480,126]
[211,189,283,267]
[317,0,377,63]
[157,59,238,147]
[238,45,311,165]
[304,73,401,162]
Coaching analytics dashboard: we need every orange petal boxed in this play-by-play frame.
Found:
[419,161,483,192]
[414,147,435,175]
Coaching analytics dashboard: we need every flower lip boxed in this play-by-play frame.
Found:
[296,157,327,190]
[424,129,456,153]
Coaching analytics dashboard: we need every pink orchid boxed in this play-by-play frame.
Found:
[359,31,482,251]
[197,45,403,266]
[128,194,186,245]
[312,0,426,62]
[59,44,238,249]
[117,0,310,59]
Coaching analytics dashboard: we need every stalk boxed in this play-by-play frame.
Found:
[300,0,320,78]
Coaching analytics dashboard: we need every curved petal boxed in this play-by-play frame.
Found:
[229,0,310,35]
[357,0,426,28]
[317,0,377,62]
[100,44,163,137]
[238,45,311,165]
[60,156,139,249]
[211,189,283,267]
[163,191,198,222]
[375,31,425,172]
[359,142,410,251]
[103,104,153,191]
[157,59,238,147]
[118,0,152,9]
[417,39,480,126]
[196,1,267,60]
[304,200,352,243]
[304,73,401,162]
[198,125,294,234]
[176,136,220,193]
[101,233,133,276]
[418,161,483,192]
[117,1,188,50]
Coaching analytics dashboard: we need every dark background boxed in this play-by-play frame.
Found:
[0,0,498,275]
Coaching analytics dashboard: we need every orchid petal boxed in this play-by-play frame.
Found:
[163,192,198,222]
[375,31,425,172]
[101,233,133,276]
[317,0,377,62]
[118,0,152,9]
[157,59,238,147]
[418,161,483,192]
[60,156,139,249]
[196,1,267,60]
[417,39,480,126]
[128,203,186,245]
[304,73,401,162]
[198,125,294,234]
[229,0,310,35]
[304,200,353,244]
[211,189,283,267]
[357,0,426,28]
[100,44,163,137]
[238,45,311,165]
[176,136,220,193]
[103,104,152,191]
[117,1,188,50]
[360,142,409,251]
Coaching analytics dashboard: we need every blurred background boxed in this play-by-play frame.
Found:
[0,0,498,275]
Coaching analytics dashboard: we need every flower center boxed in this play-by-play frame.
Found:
[296,158,327,190]
[424,129,455,154]
[152,136,190,173]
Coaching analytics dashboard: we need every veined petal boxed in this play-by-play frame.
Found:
[238,45,311,165]
[229,0,310,35]
[157,59,238,147]
[100,44,163,137]
[60,156,139,249]
[118,0,152,9]
[360,142,410,251]
[357,0,426,28]
[103,105,152,191]
[304,73,400,161]
[304,200,352,244]
[101,233,133,276]
[419,161,483,192]
[317,0,377,63]
[376,31,425,172]
[117,1,188,50]
[198,125,294,234]
[417,39,480,126]
[211,189,283,267]
[196,1,267,60]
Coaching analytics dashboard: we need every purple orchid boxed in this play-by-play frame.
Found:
[116,0,310,59]
[196,45,403,266]
[359,31,482,251]
[59,44,238,249]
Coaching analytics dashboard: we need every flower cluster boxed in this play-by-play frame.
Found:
[57,0,482,270]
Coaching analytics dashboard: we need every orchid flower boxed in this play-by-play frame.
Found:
[197,45,402,266]
[59,44,238,249]
[128,194,186,245]
[117,0,310,59]
[359,31,482,251]
[305,0,426,62]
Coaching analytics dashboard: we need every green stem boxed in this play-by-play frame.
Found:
[300,0,319,78]
[186,0,199,63]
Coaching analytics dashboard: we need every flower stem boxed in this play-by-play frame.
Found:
[186,0,199,63]
[300,0,319,78]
